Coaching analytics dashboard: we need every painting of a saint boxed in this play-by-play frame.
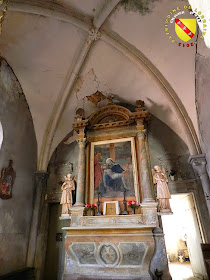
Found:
[94,151,103,189]
[93,140,136,198]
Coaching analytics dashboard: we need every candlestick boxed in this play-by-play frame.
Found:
[96,192,102,216]
[122,188,128,215]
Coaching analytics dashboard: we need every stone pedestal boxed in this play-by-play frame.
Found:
[189,154,210,217]
[150,228,171,280]
[137,130,155,203]
[141,202,158,226]
[70,207,84,227]
[26,171,48,267]
[74,138,86,206]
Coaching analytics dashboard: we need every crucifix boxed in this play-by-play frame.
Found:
[109,143,115,161]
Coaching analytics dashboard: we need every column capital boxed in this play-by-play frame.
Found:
[77,138,86,148]
[188,154,207,175]
[34,171,49,185]
[136,129,147,140]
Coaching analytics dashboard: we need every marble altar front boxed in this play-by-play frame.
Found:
[63,213,157,280]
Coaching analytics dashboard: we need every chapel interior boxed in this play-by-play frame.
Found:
[0,0,210,280]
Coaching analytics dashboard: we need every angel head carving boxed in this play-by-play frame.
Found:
[152,166,166,176]
[65,173,73,181]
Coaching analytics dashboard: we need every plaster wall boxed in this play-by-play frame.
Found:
[1,11,87,158]
[148,116,194,181]
[0,0,201,166]
[56,0,107,17]
[51,39,190,160]
[107,0,198,135]
[0,59,37,275]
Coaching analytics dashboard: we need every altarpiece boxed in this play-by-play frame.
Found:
[62,98,159,280]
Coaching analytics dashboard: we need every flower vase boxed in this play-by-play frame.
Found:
[90,208,94,216]
[132,208,135,214]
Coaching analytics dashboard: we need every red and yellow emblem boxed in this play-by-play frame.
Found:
[175,19,197,42]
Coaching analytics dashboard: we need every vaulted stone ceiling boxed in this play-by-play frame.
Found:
[0,0,202,169]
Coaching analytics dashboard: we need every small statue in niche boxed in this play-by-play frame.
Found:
[152,166,172,213]
[60,173,75,215]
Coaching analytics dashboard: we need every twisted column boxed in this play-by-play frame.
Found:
[189,154,210,217]
[137,130,154,202]
[74,138,86,206]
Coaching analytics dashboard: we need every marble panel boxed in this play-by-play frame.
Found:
[82,215,144,227]
[71,243,98,265]
[119,242,147,266]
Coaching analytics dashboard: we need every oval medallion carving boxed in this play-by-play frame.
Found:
[99,244,118,266]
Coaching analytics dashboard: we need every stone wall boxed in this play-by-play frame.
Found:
[148,116,195,182]
[196,41,210,178]
[46,138,78,203]
[0,59,37,275]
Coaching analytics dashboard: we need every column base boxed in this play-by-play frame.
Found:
[142,198,155,203]
[73,202,84,207]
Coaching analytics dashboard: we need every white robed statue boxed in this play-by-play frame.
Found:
[60,173,75,215]
[152,166,172,213]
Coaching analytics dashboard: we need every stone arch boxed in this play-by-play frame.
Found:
[0,58,37,275]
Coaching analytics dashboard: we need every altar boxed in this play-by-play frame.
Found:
[62,97,160,280]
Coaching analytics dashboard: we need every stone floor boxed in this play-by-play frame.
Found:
[169,262,198,280]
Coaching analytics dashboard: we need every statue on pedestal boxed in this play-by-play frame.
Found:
[152,166,172,213]
[60,173,75,215]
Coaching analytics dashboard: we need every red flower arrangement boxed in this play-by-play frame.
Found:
[85,203,97,210]
[127,200,139,209]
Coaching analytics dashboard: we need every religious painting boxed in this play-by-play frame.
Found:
[90,138,139,200]
[0,160,16,199]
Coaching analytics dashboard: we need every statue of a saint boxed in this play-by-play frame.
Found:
[60,173,75,215]
[152,166,172,213]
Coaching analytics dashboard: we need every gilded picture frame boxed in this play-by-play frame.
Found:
[90,137,139,203]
